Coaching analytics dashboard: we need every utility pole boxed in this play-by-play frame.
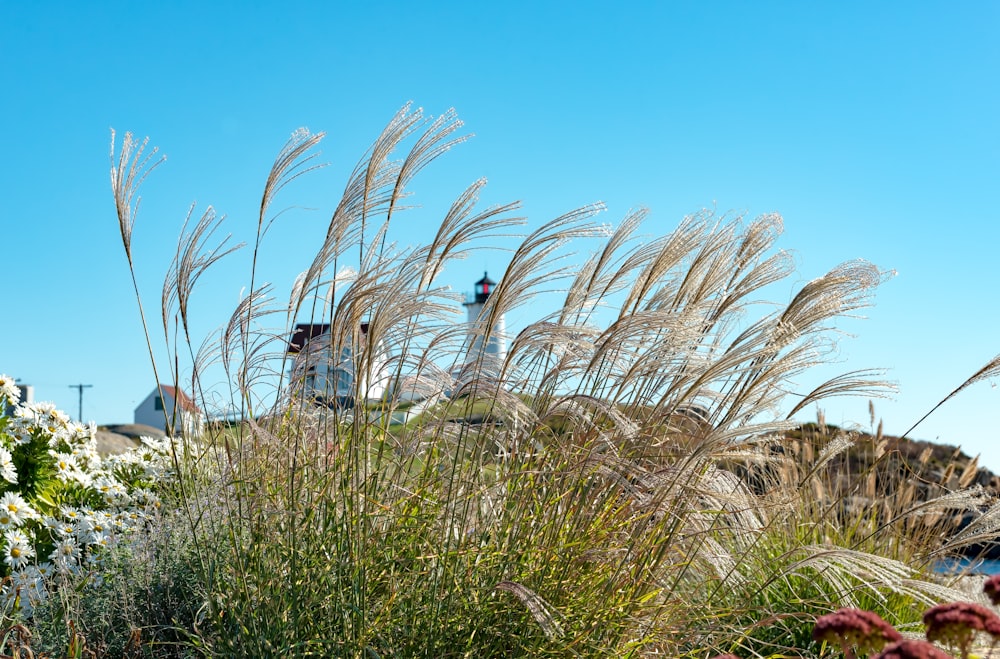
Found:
[68,383,93,422]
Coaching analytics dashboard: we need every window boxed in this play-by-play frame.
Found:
[154,396,164,411]
[335,368,352,394]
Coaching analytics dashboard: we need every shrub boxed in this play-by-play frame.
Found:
[0,377,183,619]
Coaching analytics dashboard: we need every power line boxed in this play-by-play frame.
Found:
[68,383,93,422]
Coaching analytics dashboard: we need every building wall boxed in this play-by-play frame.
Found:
[134,389,203,437]
[463,301,507,363]
[289,334,391,404]
[133,390,165,430]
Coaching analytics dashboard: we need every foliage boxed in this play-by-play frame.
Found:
[81,104,1000,657]
[29,509,207,658]
[0,377,182,620]
[808,575,1000,659]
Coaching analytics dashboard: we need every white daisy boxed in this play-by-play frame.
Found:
[92,475,127,504]
[0,492,36,526]
[60,506,82,523]
[6,417,33,446]
[49,537,81,564]
[88,531,109,548]
[0,375,19,405]
[69,469,93,488]
[0,447,17,484]
[0,509,16,530]
[53,520,77,538]
[31,402,56,415]
[35,562,54,581]
[50,451,80,482]
[82,511,114,543]
[4,530,35,570]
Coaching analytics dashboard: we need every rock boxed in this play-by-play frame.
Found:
[103,423,166,440]
[94,429,139,456]
[95,423,164,456]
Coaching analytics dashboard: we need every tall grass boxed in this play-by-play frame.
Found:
[97,104,996,657]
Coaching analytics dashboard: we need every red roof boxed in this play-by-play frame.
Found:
[159,385,201,413]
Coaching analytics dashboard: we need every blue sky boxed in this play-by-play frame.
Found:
[2,3,999,466]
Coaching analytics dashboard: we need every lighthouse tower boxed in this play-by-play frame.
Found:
[462,272,507,364]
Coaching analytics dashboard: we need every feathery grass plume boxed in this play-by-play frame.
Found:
[958,454,980,489]
[902,353,1000,440]
[110,131,170,432]
[163,203,243,340]
[110,130,165,266]
[912,490,997,559]
[102,104,990,657]
[785,369,895,419]
[495,581,565,641]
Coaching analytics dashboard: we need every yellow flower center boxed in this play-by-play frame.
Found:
[10,547,20,558]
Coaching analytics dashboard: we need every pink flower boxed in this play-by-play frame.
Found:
[923,601,1000,657]
[984,574,1000,606]
[874,639,953,659]
[813,608,902,657]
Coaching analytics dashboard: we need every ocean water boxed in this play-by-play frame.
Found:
[935,557,1000,576]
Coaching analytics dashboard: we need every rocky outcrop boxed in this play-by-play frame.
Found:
[94,423,164,455]
[779,424,1000,561]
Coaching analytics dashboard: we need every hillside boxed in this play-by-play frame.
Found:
[786,422,1000,493]
[779,423,1000,560]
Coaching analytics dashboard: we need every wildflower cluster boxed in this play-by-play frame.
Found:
[922,601,1000,656]
[812,607,902,657]
[983,574,1000,606]
[807,576,1000,659]
[0,376,182,615]
[874,639,953,659]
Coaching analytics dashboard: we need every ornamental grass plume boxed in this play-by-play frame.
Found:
[874,639,953,659]
[106,104,995,656]
[922,601,1000,659]
[813,608,902,658]
[983,574,1000,606]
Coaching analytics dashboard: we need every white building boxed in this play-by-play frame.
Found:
[453,272,507,384]
[286,322,391,407]
[463,272,507,361]
[134,385,204,437]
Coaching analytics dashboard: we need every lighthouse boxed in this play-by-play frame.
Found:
[462,272,507,364]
